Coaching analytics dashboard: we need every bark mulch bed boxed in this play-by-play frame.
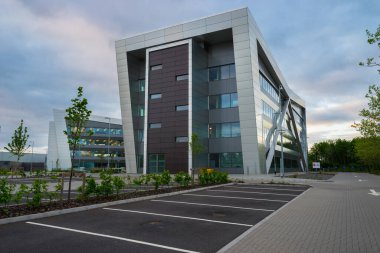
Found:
[0,184,209,219]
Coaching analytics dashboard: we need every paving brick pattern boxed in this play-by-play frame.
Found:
[224,173,380,253]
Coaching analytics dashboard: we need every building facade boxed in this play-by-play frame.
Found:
[115,7,308,175]
[47,109,125,170]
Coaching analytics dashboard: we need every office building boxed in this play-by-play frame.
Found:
[115,7,308,175]
[47,109,125,170]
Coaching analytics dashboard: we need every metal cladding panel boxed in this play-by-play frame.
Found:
[147,44,189,173]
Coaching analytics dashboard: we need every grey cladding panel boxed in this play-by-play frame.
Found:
[209,137,242,153]
[209,107,240,123]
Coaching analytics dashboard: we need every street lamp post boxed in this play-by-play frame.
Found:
[105,117,111,169]
[278,84,285,178]
[30,141,34,175]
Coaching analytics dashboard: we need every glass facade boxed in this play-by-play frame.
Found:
[78,139,123,146]
[262,100,277,120]
[148,154,165,173]
[209,122,240,138]
[86,127,123,135]
[209,152,243,168]
[209,93,238,109]
[260,73,279,103]
[208,64,236,81]
[74,150,124,158]
[135,79,145,92]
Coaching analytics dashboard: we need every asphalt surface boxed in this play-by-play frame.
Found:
[0,183,309,253]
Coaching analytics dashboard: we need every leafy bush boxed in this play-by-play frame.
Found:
[13,183,29,205]
[142,174,151,185]
[97,171,114,196]
[150,174,162,190]
[0,178,15,207]
[112,176,126,195]
[29,179,48,207]
[132,176,144,188]
[84,177,97,197]
[161,170,171,185]
[198,169,228,185]
[174,171,191,186]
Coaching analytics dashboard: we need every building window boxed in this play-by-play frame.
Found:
[136,155,144,169]
[176,105,188,111]
[137,105,144,116]
[260,73,279,103]
[148,154,165,173]
[209,122,240,138]
[176,74,188,81]
[151,64,162,71]
[175,136,188,142]
[208,64,236,81]
[135,79,145,92]
[262,100,277,120]
[149,123,161,129]
[137,129,144,142]
[150,93,162,99]
[209,152,243,168]
[209,93,238,109]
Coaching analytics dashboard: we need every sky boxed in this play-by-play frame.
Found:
[0,0,379,154]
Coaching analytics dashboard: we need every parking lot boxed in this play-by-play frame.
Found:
[0,183,309,253]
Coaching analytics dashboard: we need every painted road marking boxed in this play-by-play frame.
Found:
[103,208,252,227]
[183,193,288,203]
[368,189,380,196]
[26,221,199,253]
[358,179,367,182]
[224,186,304,192]
[210,189,298,197]
[152,200,275,212]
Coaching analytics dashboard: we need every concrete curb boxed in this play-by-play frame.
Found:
[0,183,233,225]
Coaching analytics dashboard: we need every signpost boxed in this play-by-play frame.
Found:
[312,162,320,172]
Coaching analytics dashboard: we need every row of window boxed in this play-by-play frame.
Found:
[78,139,124,146]
[209,93,238,109]
[146,152,243,173]
[209,122,241,138]
[135,104,188,117]
[260,73,279,103]
[73,150,125,158]
[262,100,277,120]
[209,64,236,81]
[84,127,123,135]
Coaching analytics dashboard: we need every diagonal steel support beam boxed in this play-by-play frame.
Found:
[265,99,290,174]
[287,102,307,172]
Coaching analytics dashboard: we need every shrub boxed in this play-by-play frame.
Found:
[29,179,48,207]
[0,178,15,208]
[161,170,171,185]
[13,183,29,205]
[112,176,126,195]
[97,171,113,197]
[84,177,97,197]
[132,176,144,188]
[150,174,162,190]
[174,171,191,186]
[198,169,228,185]
[142,174,151,185]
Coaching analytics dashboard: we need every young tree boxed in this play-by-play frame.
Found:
[189,133,204,185]
[64,86,92,200]
[353,25,380,137]
[4,120,30,176]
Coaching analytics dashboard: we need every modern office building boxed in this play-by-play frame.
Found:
[115,7,308,175]
[47,109,125,170]
[0,152,46,171]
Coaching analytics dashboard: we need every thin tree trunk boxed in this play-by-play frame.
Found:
[68,146,76,200]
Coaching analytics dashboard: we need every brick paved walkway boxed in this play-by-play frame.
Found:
[220,173,380,253]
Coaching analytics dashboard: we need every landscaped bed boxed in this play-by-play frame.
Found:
[0,169,229,219]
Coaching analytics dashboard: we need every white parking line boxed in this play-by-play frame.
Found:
[224,186,305,192]
[152,200,274,212]
[210,189,298,197]
[103,208,252,227]
[26,221,199,253]
[183,194,288,203]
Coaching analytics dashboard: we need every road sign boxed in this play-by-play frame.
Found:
[312,162,320,169]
